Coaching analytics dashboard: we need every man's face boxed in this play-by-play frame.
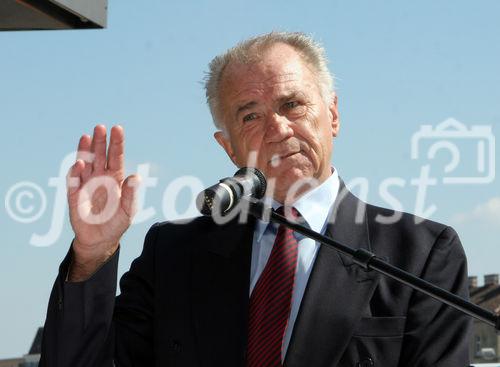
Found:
[214,43,340,203]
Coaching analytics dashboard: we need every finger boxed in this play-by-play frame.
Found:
[66,159,84,195]
[91,125,107,173]
[121,174,141,218]
[107,125,125,173]
[76,134,92,181]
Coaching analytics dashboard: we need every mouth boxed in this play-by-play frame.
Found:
[268,151,300,166]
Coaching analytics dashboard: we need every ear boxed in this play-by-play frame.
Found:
[328,93,340,137]
[214,131,239,166]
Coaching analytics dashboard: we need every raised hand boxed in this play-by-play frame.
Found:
[66,125,140,281]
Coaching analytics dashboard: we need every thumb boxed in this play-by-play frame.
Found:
[121,174,141,218]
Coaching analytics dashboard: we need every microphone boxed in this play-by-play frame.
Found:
[196,167,267,216]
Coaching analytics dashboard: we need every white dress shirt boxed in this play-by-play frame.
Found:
[249,168,340,361]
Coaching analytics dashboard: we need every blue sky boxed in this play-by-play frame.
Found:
[0,0,499,359]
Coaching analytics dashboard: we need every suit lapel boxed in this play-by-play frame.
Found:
[284,183,380,367]
[191,216,255,367]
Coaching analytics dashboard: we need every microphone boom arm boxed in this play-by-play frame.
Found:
[245,198,500,331]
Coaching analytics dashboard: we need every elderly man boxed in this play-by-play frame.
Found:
[40,32,471,367]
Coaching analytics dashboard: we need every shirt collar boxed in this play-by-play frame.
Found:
[255,168,340,242]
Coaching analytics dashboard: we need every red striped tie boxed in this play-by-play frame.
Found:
[246,206,299,367]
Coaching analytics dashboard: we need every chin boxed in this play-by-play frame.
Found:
[264,165,317,202]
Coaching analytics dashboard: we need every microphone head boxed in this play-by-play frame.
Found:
[196,183,232,216]
[196,167,267,216]
[233,167,267,199]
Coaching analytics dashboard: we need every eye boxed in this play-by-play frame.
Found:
[283,101,299,109]
[242,112,259,123]
[281,100,306,118]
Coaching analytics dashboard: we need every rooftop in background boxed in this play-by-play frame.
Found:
[0,0,107,31]
[0,327,42,367]
[470,274,500,314]
[28,328,43,356]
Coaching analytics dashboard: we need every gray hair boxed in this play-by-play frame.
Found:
[204,31,335,130]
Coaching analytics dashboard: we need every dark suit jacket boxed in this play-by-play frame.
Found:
[40,186,471,367]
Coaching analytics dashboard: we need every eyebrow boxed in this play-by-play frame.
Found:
[277,91,301,105]
[235,101,258,119]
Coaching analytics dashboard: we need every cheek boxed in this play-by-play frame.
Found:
[295,125,323,157]
[230,132,264,166]
[293,123,331,168]
[308,110,333,150]
[303,109,324,139]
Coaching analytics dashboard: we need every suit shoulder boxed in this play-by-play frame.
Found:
[365,202,449,237]
[148,215,245,252]
[150,216,216,245]
[363,203,463,266]
[154,215,215,233]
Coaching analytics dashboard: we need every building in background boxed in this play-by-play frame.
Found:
[470,274,500,364]
[0,328,42,367]
[0,359,23,367]
[0,0,107,31]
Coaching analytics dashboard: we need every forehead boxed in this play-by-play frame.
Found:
[220,44,318,105]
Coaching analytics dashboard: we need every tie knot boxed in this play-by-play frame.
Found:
[276,206,301,222]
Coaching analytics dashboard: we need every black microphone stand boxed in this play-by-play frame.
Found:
[245,199,500,331]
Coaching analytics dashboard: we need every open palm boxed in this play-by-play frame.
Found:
[67,125,139,264]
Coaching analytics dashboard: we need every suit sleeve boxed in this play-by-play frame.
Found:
[398,226,472,367]
[40,222,161,367]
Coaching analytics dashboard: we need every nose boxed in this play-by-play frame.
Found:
[264,112,293,143]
